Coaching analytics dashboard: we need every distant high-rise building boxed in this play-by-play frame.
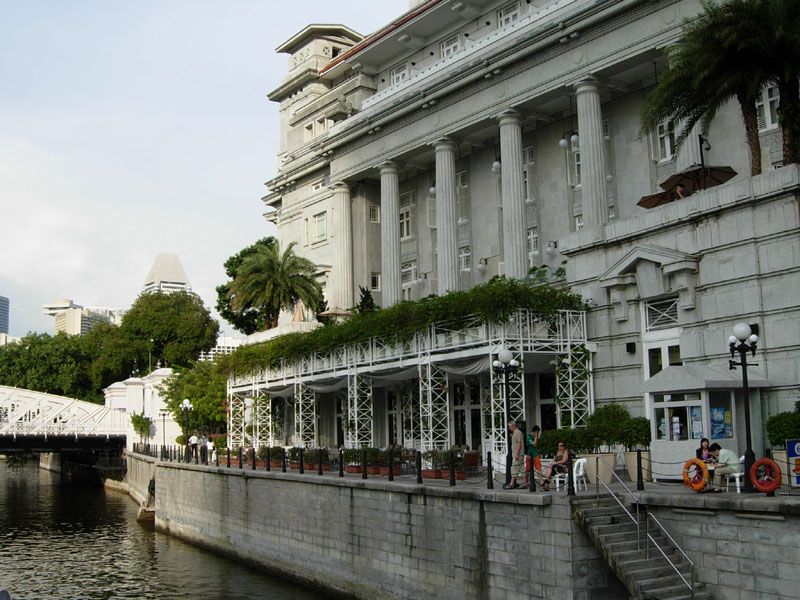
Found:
[142,253,192,294]
[42,299,124,336]
[0,296,8,334]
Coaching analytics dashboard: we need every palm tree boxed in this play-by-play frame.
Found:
[641,0,768,176]
[227,241,322,330]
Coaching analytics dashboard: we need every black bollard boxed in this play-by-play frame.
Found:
[227,448,231,468]
[487,451,494,490]
[362,448,368,480]
[252,448,256,470]
[238,447,243,469]
[449,450,456,486]
[388,448,394,482]
[416,450,422,484]
[529,454,536,493]
[567,452,575,496]
[281,447,287,472]
[636,449,644,491]
[338,448,344,477]
[299,448,305,474]
[195,445,199,465]
[266,446,271,472]
[318,448,323,476]
[215,449,219,467]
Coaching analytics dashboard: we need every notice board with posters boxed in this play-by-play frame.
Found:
[788,439,800,488]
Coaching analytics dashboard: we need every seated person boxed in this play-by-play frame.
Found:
[708,443,741,491]
[542,441,569,491]
[675,183,689,199]
[696,437,714,463]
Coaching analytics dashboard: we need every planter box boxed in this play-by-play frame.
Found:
[584,453,616,485]
[269,460,283,469]
[455,470,466,481]
[289,462,301,470]
[379,466,400,476]
[623,451,652,483]
[345,465,361,474]
[421,469,443,479]
[367,466,381,475]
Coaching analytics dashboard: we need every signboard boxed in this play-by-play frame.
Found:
[787,439,800,488]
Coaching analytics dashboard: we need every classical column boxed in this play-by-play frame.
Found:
[380,162,401,306]
[434,138,460,293]
[574,77,607,228]
[331,182,353,309]
[498,110,527,279]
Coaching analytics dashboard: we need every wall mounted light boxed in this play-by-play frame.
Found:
[491,160,501,174]
[429,186,436,195]
[476,258,488,273]
[415,273,428,286]
[545,241,558,256]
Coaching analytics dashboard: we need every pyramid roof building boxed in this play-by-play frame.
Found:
[142,253,192,294]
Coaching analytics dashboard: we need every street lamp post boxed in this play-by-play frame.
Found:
[698,134,711,191]
[181,398,193,462]
[148,338,154,374]
[728,322,758,493]
[493,348,520,487]
[159,408,169,448]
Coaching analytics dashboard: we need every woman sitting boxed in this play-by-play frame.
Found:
[542,440,569,491]
[696,437,714,463]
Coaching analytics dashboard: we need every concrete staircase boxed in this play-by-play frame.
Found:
[572,497,714,600]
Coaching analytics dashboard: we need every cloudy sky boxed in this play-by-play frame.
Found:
[0,0,408,337]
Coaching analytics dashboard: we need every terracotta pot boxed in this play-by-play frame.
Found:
[289,462,300,470]
[367,466,381,475]
[455,471,466,481]
[379,466,400,476]
[345,465,361,474]
[270,460,282,468]
[303,463,315,470]
[421,469,442,479]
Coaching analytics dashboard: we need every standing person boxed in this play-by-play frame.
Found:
[189,433,198,460]
[503,420,524,490]
[207,436,215,463]
[708,443,740,491]
[199,434,207,463]
[523,425,544,488]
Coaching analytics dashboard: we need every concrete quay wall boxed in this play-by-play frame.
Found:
[129,455,622,600]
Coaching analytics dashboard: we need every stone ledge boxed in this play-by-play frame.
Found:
[636,490,800,516]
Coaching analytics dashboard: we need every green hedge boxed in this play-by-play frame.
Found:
[221,277,585,377]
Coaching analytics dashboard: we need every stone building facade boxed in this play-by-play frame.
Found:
[231,0,800,476]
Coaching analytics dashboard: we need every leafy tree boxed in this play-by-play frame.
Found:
[641,0,767,175]
[226,241,323,330]
[215,237,276,334]
[353,285,378,314]
[130,412,153,442]
[159,361,227,435]
[121,291,219,369]
[81,322,138,393]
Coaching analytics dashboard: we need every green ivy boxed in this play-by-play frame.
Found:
[221,276,585,377]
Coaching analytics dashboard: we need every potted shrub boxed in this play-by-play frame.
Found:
[305,448,331,471]
[365,447,382,475]
[288,446,302,469]
[766,405,800,485]
[379,446,401,476]
[421,449,443,478]
[584,404,630,485]
[268,446,284,468]
[620,416,652,482]
[343,448,362,473]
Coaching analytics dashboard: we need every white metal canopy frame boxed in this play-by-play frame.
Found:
[227,309,591,463]
[0,385,128,437]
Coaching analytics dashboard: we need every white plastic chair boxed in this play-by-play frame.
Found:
[726,455,745,493]
[554,457,588,491]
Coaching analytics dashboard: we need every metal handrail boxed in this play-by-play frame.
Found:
[591,455,695,599]
[646,512,695,599]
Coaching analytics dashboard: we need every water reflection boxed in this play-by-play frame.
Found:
[0,459,325,600]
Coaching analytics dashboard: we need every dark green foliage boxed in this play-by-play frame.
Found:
[215,237,276,334]
[353,286,378,314]
[619,416,652,451]
[221,276,585,376]
[765,410,800,448]
[537,428,590,457]
[159,361,227,436]
[585,403,631,452]
[130,412,153,441]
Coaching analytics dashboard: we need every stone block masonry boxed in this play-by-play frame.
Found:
[136,455,624,600]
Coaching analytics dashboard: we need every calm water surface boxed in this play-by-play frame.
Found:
[0,459,327,600]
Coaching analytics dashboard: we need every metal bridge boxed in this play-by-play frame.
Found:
[0,386,128,452]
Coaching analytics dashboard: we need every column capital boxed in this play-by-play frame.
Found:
[573,75,600,95]
[432,137,457,151]
[330,181,351,193]
[378,161,399,175]
[495,108,523,126]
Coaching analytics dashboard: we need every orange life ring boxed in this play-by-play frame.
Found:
[750,458,781,494]
[683,458,709,491]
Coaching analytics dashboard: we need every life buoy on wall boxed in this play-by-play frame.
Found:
[750,458,781,494]
[682,458,709,491]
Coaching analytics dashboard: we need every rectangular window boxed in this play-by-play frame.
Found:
[574,151,582,186]
[522,145,535,202]
[390,63,408,86]
[312,212,327,242]
[645,297,679,331]
[456,170,470,222]
[657,120,676,160]
[370,272,381,291]
[440,34,461,59]
[401,260,418,285]
[756,85,780,130]
[399,192,415,240]
[427,196,437,229]
[459,246,471,271]
[575,215,584,231]
[527,227,539,268]
[311,179,325,192]
[497,1,521,27]
[304,122,314,142]
[369,204,380,223]
[303,218,309,245]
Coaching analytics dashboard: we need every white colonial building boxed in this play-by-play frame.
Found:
[229,0,799,478]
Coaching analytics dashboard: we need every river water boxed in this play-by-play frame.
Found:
[0,459,326,600]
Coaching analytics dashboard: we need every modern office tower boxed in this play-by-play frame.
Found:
[142,253,192,294]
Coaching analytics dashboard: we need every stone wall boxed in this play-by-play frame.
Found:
[125,452,156,505]
[639,491,800,600]
[144,456,623,600]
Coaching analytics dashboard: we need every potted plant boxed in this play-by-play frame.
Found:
[421,449,443,478]
[379,446,401,476]
[268,446,284,468]
[620,416,652,482]
[365,447,382,475]
[305,448,331,471]
[583,403,629,485]
[343,448,362,473]
[288,446,302,469]
[765,404,800,485]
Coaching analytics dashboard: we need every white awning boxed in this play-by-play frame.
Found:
[642,364,770,394]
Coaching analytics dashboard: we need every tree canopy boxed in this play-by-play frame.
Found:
[158,361,227,435]
[215,237,276,334]
[226,240,323,330]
